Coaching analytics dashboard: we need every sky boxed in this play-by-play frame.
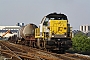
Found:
[0,0,90,30]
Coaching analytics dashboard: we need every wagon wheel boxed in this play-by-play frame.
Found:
[37,38,46,49]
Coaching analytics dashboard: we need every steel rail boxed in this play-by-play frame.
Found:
[2,41,90,60]
[0,41,60,60]
[0,41,22,60]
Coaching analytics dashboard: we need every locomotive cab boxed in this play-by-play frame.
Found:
[39,13,71,39]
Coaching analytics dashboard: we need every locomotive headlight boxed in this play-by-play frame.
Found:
[64,35,67,37]
[52,35,54,37]
[64,33,67,37]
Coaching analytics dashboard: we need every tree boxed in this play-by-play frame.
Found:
[72,32,90,52]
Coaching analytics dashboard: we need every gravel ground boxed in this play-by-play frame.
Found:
[0,55,5,60]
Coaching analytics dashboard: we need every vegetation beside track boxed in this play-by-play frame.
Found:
[68,32,90,55]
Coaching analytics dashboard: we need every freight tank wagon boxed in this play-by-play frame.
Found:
[35,13,72,52]
[17,24,38,46]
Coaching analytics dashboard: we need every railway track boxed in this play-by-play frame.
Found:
[0,41,22,60]
[0,41,60,60]
[0,40,90,60]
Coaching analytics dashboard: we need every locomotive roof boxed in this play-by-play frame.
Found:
[46,13,68,20]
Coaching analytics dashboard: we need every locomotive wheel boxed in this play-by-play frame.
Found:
[29,40,36,47]
[59,48,65,53]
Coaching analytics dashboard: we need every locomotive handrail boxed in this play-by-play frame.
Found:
[40,16,46,24]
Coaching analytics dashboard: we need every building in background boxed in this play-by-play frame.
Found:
[80,25,90,37]
[0,26,21,38]
[0,23,24,39]
[72,25,90,37]
[16,23,24,27]
[80,25,90,33]
[72,30,85,37]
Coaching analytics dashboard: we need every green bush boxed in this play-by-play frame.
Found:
[72,32,90,52]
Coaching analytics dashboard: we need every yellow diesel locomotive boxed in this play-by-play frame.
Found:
[35,12,72,52]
